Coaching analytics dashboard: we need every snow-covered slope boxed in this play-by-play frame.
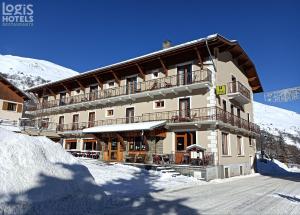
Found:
[0,54,78,89]
[253,101,300,148]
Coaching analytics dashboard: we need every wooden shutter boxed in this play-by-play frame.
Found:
[2,101,8,110]
[17,104,23,113]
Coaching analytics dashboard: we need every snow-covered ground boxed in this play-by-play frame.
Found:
[1,127,300,215]
[0,54,78,89]
[253,101,300,148]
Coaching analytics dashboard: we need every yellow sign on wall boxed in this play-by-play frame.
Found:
[216,85,226,95]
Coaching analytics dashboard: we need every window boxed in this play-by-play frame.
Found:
[83,140,97,151]
[152,71,159,78]
[237,136,243,155]
[106,109,114,117]
[65,141,77,150]
[222,133,229,155]
[58,116,64,131]
[231,105,234,115]
[154,100,165,109]
[128,136,145,151]
[249,137,253,146]
[41,118,49,128]
[108,81,115,88]
[72,114,79,130]
[88,112,95,127]
[7,102,17,111]
[222,100,227,111]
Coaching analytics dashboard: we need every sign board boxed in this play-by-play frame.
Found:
[216,85,226,95]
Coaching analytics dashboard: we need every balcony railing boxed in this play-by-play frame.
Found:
[25,69,212,112]
[57,106,260,134]
[227,81,251,100]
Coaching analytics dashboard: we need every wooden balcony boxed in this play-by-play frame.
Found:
[25,69,212,114]
[227,81,251,105]
[56,106,260,134]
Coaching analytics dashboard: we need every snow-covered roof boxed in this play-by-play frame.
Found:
[0,74,30,100]
[26,33,263,93]
[186,144,206,151]
[26,34,220,91]
[83,121,166,133]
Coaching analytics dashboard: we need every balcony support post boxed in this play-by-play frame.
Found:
[194,47,203,69]
[111,70,120,86]
[93,75,103,89]
[47,88,56,99]
[61,83,71,95]
[136,63,145,81]
[75,79,85,92]
[158,57,168,76]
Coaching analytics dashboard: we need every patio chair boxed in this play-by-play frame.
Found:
[125,154,136,163]
[136,154,146,163]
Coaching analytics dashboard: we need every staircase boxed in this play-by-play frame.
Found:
[155,166,181,177]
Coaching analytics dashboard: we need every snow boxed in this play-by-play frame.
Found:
[0,128,97,204]
[253,101,300,148]
[83,120,166,133]
[0,54,78,89]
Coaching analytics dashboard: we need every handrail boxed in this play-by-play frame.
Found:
[227,81,251,100]
[25,69,212,111]
[56,106,260,134]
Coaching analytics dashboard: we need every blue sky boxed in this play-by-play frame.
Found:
[1,0,300,112]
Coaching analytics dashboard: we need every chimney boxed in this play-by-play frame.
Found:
[162,40,172,49]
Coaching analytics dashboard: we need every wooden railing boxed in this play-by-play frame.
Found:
[25,69,212,112]
[227,81,251,100]
[56,106,260,134]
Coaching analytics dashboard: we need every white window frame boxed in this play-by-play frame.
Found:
[105,108,114,117]
[106,80,115,89]
[221,132,231,156]
[237,135,244,156]
[153,99,166,109]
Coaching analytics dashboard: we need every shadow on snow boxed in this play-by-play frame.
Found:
[0,162,198,215]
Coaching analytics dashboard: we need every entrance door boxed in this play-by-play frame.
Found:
[109,138,118,161]
[175,132,195,164]
[88,112,95,127]
[59,92,66,105]
[177,64,192,85]
[72,114,79,130]
[126,76,137,94]
[104,137,123,162]
[179,98,190,120]
[231,75,237,93]
[126,107,135,123]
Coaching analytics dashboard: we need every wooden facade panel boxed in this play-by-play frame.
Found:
[17,104,23,113]
[2,101,8,110]
[0,82,24,103]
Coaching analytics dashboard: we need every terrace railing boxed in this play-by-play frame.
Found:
[26,69,212,112]
[58,106,260,134]
[227,81,251,100]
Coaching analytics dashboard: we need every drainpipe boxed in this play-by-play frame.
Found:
[205,38,217,73]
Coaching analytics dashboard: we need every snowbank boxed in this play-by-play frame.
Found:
[0,128,96,203]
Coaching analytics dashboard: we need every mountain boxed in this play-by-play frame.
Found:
[253,101,300,149]
[0,54,78,89]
